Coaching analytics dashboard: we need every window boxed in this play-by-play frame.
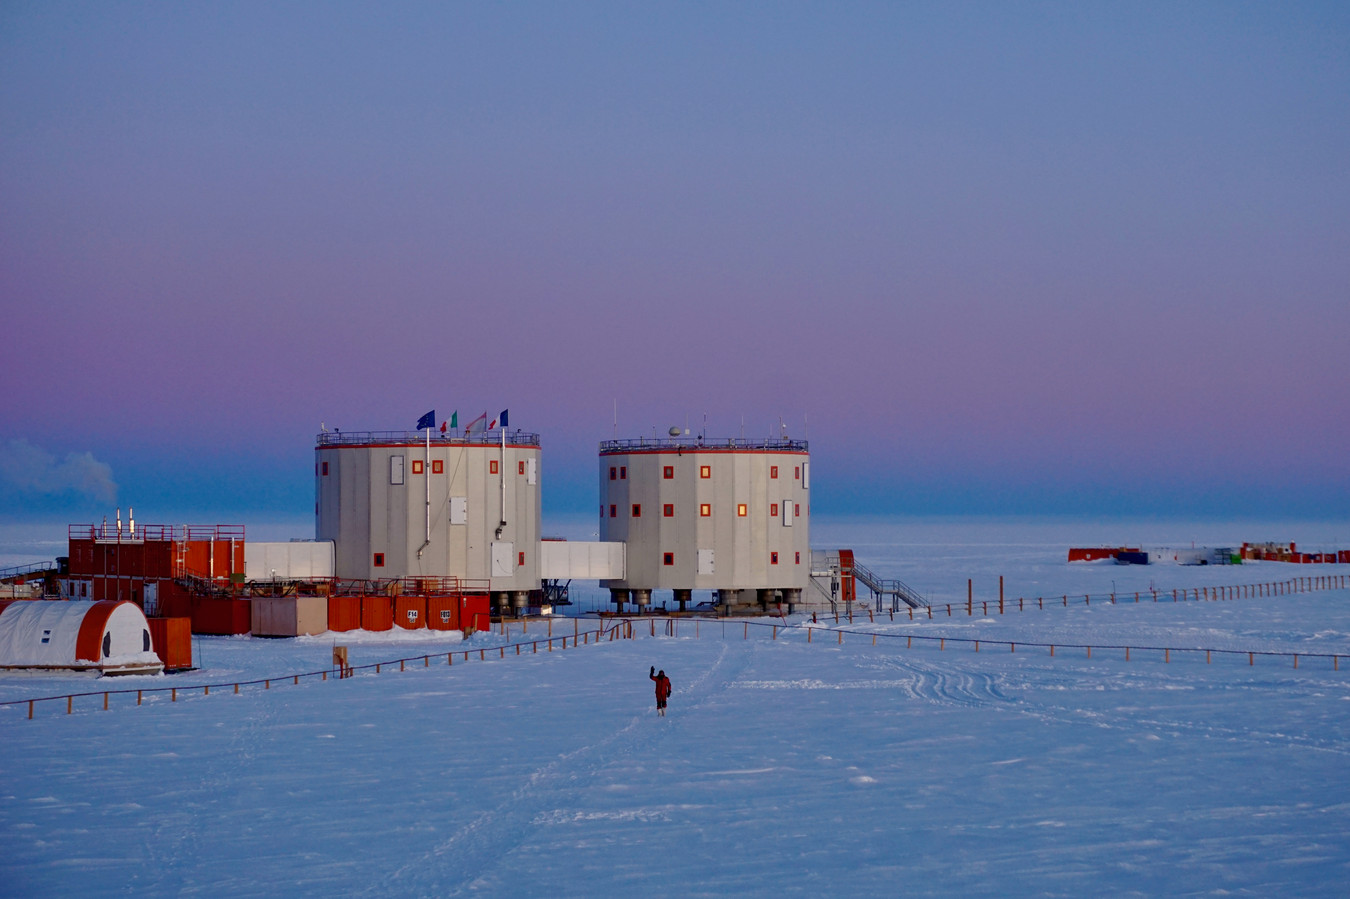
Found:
[700,465,711,478]
[490,460,499,475]
[632,504,641,517]
[390,455,405,485]
[770,552,779,565]
[321,461,329,476]
[770,465,778,479]
[432,460,444,474]
[664,465,674,480]
[770,503,779,517]
[700,503,711,517]
[518,551,525,566]
[412,460,424,475]
[737,504,747,517]
[610,466,617,481]
[795,466,800,480]
[663,552,674,566]
[620,466,626,479]
[610,504,617,518]
[373,553,385,568]
[795,504,801,517]
[663,504,674,518]
[795,551,801,564]
[518,461,525,475]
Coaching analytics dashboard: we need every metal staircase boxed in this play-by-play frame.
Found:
[845,559,928,611]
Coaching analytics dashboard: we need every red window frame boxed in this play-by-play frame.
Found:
[620,466,627,479]
[609,504,617,518]
[795,552,801,564]
[770,503,779,517]
[794,466,800,480]
[700,465,711,479]
[632,504,641,518]
[518,551,525,566]
[373,553,385,568]
[770,552,779,565]
[770,465,778,479]
[700,503,711,517]
[795,503,801,517]
[663,504,674,518]
[663,465,674,480]
[432,460,444,474]
[519,461,526,475]
[321,461,329,476]
[610,466,617,481]
[663,552,674,566]
[412,460,424,475]
[737,504,747,517]
[490,460,499,475]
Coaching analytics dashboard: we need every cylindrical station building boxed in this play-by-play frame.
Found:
[598,437,810,613]
[315,429,541,615]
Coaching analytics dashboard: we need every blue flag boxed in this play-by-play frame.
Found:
[416,410,435,430]
[499,408,509,429]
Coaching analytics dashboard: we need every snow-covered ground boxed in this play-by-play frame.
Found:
[3,516,1349,896]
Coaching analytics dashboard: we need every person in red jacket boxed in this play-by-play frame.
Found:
[649,666,672,716]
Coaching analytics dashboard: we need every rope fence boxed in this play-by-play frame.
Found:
[5,574,1346,721]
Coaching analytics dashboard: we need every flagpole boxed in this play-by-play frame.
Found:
[418,424,431,558]
[499,422,508,534]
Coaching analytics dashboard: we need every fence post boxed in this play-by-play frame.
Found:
[967,580,972,616]
[28,700,33,719]
[103,693,108,710]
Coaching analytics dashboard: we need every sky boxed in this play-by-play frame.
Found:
[2,1,1348,526]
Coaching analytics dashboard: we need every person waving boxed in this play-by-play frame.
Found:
[649,666,672,717]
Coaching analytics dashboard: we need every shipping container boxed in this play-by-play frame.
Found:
[251,596,328,637]
[426,596,459,631]
[327,596,361,632]
[147,617,193,671]
[394,596,427,630]
[191,598,252,635]
[360,595,394,631]
[460,594,490,633]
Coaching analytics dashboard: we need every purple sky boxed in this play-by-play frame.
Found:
[2,2,1347,522]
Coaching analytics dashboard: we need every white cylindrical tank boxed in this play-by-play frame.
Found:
[315,430,542,593]
[598,438,810,609]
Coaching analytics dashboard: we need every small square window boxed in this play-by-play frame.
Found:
[412,460,424,474]
[518,551,525,566]
[663,466,674,480]
[700,503,711,517]
[770,552,779,565]
[432,460,444,474]
[321,461,329,476]
[770,465,778,479]
[737,504,747,517]
[663,504,674,518]
[770,503,779,517]
[373,553,385,568]
[620,466,627,479]
[632,504,641,518]
[700,465,711,478]
[518,461,525,475]
[610,504,617,518]
[663,552,674,566]
[490,460,499,475]
[610,466,617,481]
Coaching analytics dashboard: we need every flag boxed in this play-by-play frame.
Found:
[490,409,509,430]
[464,411,488,434]
[416,410,435,430]
[499,409,508,429]
[449,411,458,429]
[439,421,446,433]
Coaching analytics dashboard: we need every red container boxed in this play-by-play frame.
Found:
[394,596,427,630]
[361,596,393,631]
[148,617,193,671]
[426,596,459,631]
[191,598,251,635]
[460,594,490,634]
[327,596,361,632]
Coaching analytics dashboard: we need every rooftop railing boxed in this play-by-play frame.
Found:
[599,437,808,453]
[69,524,246,542]
[316,430,540,448]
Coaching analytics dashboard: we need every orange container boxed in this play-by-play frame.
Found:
[394,596,427,630]
[148,617,193,671]
[191,598,251,635]
[426,596,459,631]
[327,596,361,632]
[460,594,490,633]
[360,595,393,631]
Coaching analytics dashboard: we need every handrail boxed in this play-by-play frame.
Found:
[0,560,59,580]
[846,560,928,610]
[316,430,540,447]
[600,437,807,452]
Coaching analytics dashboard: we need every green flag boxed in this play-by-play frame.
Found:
[450,411,458,428]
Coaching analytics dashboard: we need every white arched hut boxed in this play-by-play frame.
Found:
[0,600,164,676]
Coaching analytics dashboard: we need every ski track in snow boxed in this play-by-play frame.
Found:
[377,639,752,896]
